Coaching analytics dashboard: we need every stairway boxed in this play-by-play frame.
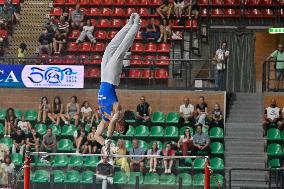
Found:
[225,93,268,188]
[6,0,51,57]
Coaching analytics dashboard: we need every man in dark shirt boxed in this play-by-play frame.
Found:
[38,29,52,55]
[141,18,160,41]
[196,96,208,126]
[12,128,25,155]
[26,128,40,152]
[136,96,152,126]
[96,156,114,189]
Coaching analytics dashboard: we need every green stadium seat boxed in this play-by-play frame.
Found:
[81,171,94,184]
[164,126,179,139]
[14,109,22,119]
[123,125,135,137]
[57,139,74,152]
[160,174,176,186]
[11,153,23,166]
[269,159,280,168]
[65,170,80,183]
[83,156,99,168]
[211,142,224,155]
[202,126,209,135]
[128,172,143,185]
[166,112,180,125]
[35,123,47,136]
[149,126,164,138]
[69,155,83,167]
[209,127,224,139]
[0,123,4,135]
[135,125,149,137]
[210,174,224,187]
[52,155,68,167]
[31,170,49,183]
[281,130,284,140]
[267,143,282,157]
[31,155,51,167]
[124,110,136,123]
[144,173,159,185]
[151,112,166,124]
[61,124,76,138]
[138,140,148,151]
[25,109,37,121]
[148,140,163,151]
[210,157,224,171]
[0,137,12,148]
[52,170,65,183]
[177,157,192,170]
[176,173,192,186]
[48,124,61,135]
[180,126,193,137]
[193,158,205,170]
[193,173,204,187]
[0,108,7,121]
[267,128,281,142]
[114,171,128,184]
[124,140,132,151]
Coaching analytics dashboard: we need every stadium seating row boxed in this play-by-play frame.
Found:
[200,8,281,17]
[53,0,162,6]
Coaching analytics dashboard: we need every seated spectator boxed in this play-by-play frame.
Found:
[174,0,184,21]
[38,29,52,55]
[81,101,93,125]
[45,18,56,36]
[73,125,88,153]
[37,96,50,124]
[71,4,84,29]
[62,7,69,21]
[86,126,101,154]
[17,115,31,135]
[183,0,199,19]
[26,128,40,152]
[263,99,283,131]
[63,96,80,126]
[4,108,17,137]
[157,18,171,43]
[53,29,66,55]
[192,124,210,155]
[147,141,161,173]
[57,15,69,38]
[115,139,130,176]
[76,19,96,44]
[48,96,64,126]
[162,142,175,174]
[41,128,57,153]
[157,0,173,20]
[179,97,195,126]
[0,143,10,163]
[0,5,13,29]
[196,96,208,126]
[211,103,223,126]
[141,18,160,41]
[136,96,152,126]
[177,127,193,157]
[1,155,14,187]
[17,43,27,62]
[130,138,145,173]
[12,128,25,156]
[96,156,114,189]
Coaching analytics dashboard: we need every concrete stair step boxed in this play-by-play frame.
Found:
[225,145,264,152]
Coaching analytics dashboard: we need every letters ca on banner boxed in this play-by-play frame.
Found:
[0,65,25,88]
[22,65,84,88]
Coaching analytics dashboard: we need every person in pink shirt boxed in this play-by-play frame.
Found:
[162,142,175,174]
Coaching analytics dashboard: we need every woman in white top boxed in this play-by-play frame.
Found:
[177,127,193,156]
[17,115,31,134]
[1,155,15,187]
[76,19,96,44]
[147,141,161,173]
[81,101,93,125]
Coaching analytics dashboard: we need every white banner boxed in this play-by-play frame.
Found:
[22,65,84,88]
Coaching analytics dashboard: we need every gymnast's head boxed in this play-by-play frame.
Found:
[115,119,129,135]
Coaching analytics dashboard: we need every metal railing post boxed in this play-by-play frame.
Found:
[93,174,96,189]
[229,169,232,189]
[178,177,182,189]
[135,175,139,189]
[50,173,54,189]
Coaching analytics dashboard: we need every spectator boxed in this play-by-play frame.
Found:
[96,156,114,189]
[86,126,101,154]
[41,128,57,152]
[129,138,145,173]
[267,44,284,91]
[136,96,152,126]
[73,125,88,153]
[213,41,229,89]
[179,97,195,126]
[26,128,40,152]
[62,7,69,21]
[141,18,160,41]
[157,0,173,20]
[11,128,25,156]
[45,18,56,36]
[184,0,199,19]
[48,96,64,126]
[115,139,130,176]
[162,142,175,174]
[53,29,66,55]
[37,96,50,124]
[81,101,93,125]
[196,96,208,126]
[0,143,10,163]
[174,0,184,21]
[1,155,14,187]
[17,115,31,135]
[76,19,96,44]
[263,99,283,131]
[0,5,13,29]
[4,108,17,137]
[211,103,223,126]
[157,18,171,43]
[63,96,80,126]
[177,127,193,156]
[38,29,52,55]
[57,15,69,38]
[147,141,161,173]
[71,4,84,29]
[17,43,27,62]
[192,124,210,155]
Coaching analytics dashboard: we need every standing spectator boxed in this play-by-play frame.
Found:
[192,124,210,155]
[76,19,96,44]
[141,18,160,41]
[38,29,52,55]
[1,155,14,187]
[157,0,173,20]
[129,138,145,173]
[17,43,27,63]
[184,0,199,19]
[211,103,223,126]
[73,125,88,153]
[147,141,161,173]
[0,143,10,163]
[96,156,114,189]
[86,126,101,154]
[0,5,13,29]
[177,127,193,156]
[157,18,172,43]
[4,108,17,137]
[48,96,64,126]
[11,128,25,156]
[196,96,208,126]
[267,44,284,91]
[25,128,40,152]
[81,101,93,125]
[37,96,50,124]
[213,41,229,89]
[41,128,57,153]
[17,115,31,135]
[263,99,283,131]
[115,139,130,176]
[63,96,80,126]
[71,4,84,29]
[53,29,66,55]
[162,142,175,174]
[174,0,184,21]
[57,15,69,38]
[136,96,152,126]
[179,97,195,126]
